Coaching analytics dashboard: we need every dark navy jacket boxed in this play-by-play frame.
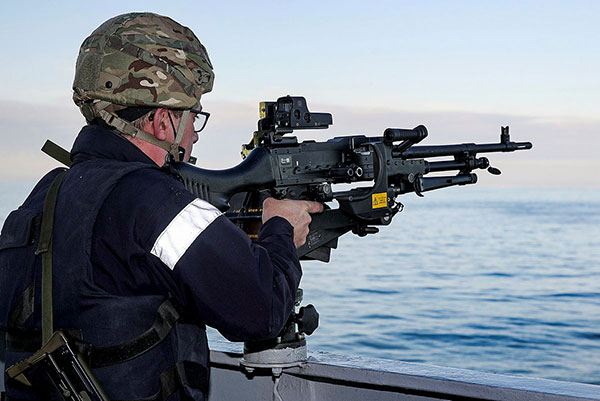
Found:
[0,124,302,400]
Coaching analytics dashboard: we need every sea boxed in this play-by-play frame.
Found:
[1,183,599,385]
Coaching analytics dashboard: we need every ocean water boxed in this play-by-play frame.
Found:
[297,188,600,385]
[1,183,599,385]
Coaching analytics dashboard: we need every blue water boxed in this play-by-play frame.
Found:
[1,183,599,385]
[296,189,600,385]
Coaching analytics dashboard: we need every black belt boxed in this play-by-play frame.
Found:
[4,299,180,368]
[4,328,81,354]
[3,300,206,400]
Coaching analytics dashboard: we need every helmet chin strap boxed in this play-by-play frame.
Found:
[88,101,195,165]
[167,110,191,164]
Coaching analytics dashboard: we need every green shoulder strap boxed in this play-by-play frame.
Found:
[41,140,72,167]
[35,169,68,344]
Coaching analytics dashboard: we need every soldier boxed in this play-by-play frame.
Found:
[0,12,321,400]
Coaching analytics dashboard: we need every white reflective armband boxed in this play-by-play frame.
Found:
[151,198,222,270]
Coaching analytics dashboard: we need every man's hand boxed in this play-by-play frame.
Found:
[262,198,324,248]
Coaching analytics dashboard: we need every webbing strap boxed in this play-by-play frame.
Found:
[41,140,72,167]
[105,35,197,98]
[96,108,173,152]
[88,299,181,368]
[5,299,182,365]
[35,169,67,344]
[171,110,190,162]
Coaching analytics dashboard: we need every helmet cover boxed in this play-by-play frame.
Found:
[73,12,214,111]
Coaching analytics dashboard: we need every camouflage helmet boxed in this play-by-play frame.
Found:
[72,12,214,162]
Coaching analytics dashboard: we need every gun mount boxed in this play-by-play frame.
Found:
[241,289,318,372]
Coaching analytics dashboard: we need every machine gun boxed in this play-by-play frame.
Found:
[172,95,532,263]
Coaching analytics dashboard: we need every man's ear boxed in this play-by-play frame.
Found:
[152,108,170,141]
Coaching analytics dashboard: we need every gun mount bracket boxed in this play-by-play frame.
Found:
[241,288,318,373]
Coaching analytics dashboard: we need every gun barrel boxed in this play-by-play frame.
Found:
[394,141,532,159]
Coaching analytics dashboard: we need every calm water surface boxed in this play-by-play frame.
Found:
[2,183,599,384]
[297,189,600,384]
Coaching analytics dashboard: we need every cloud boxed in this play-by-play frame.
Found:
[1,99,598,188]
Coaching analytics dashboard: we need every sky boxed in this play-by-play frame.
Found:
[1,0,598,188]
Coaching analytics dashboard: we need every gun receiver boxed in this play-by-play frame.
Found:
[173,96,532,262]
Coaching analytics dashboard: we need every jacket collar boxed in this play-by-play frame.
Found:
[70,124,158,166]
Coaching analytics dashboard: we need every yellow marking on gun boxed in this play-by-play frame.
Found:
[259,102,267,119]
[372,193,387,209]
